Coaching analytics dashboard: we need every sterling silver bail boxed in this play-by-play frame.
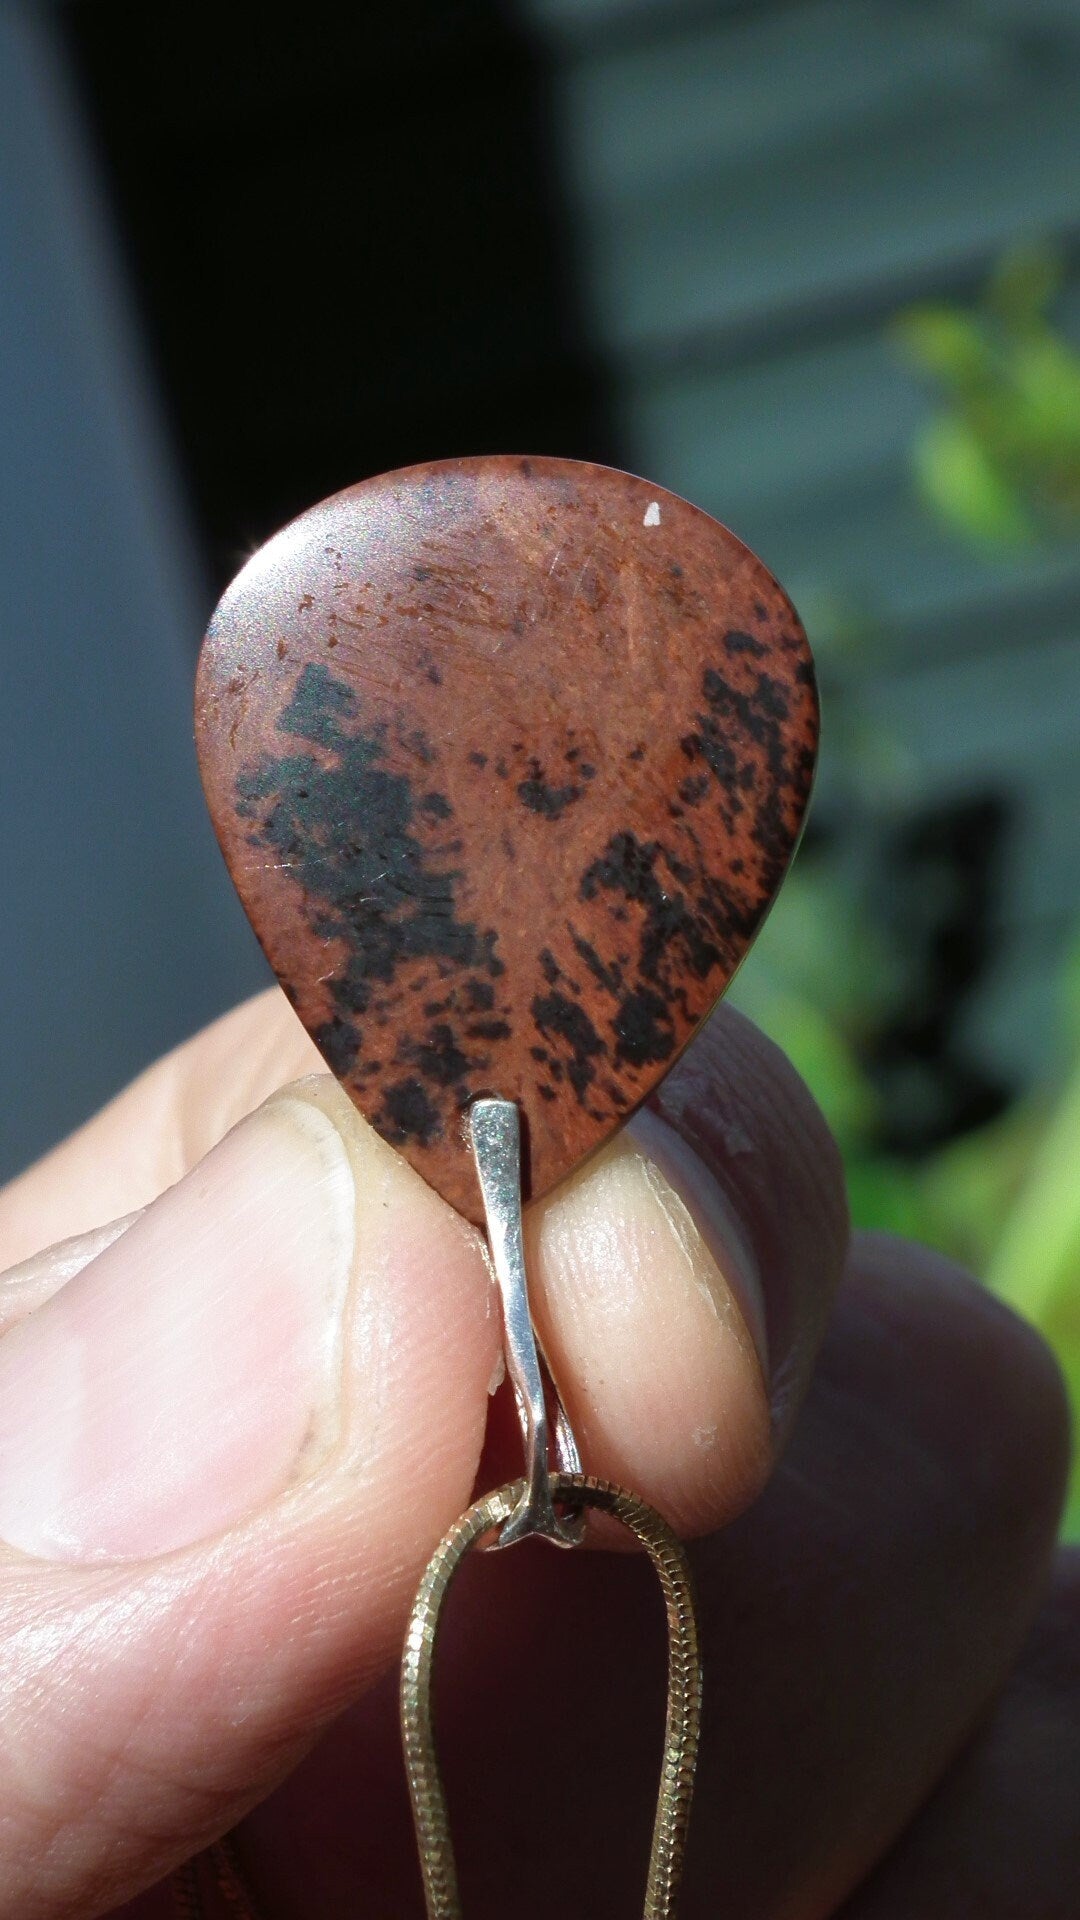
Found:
[467,1097,585,1547]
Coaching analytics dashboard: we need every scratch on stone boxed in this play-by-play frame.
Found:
[571,548,596,601]
[626,560,645,663]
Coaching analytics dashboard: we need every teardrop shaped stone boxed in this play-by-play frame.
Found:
[196,456,817,1222]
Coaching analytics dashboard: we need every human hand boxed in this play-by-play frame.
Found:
[0,991,1072,1917]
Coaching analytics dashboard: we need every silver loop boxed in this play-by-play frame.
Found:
[468,1098,584,1547]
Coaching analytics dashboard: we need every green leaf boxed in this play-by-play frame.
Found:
[891,304,990,385]
[729,976,878,1154]
[986,1046,1080,1324]
[912,414,1035,545]
[1008,335,1080,446]
[846,1155,935,1243]
[986,242,1065,326]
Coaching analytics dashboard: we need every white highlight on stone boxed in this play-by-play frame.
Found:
[643,500,662,526]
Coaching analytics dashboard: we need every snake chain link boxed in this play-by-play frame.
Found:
[172,1472,702,1917]
[171,1835,261,1918]
[401,1473,702,1920]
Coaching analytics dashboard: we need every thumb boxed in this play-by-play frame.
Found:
[0,1077,498,1919]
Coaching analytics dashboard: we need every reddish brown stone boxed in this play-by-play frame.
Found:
[195,456,818,1222]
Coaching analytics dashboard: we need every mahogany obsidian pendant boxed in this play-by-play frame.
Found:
[195,455,818,1222]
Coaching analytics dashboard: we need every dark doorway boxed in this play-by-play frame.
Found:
[60,1,620,594]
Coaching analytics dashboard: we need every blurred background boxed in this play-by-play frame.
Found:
[2,0,1078,1523]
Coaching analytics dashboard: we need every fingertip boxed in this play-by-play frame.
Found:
[527,1136,772,1536]
[652,1003,850,1438]
[525,1004,849,1540]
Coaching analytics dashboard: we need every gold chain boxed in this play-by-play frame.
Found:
[172,1473,702,1917]
[171,1837,260,1918]
[401,1473,703,1919]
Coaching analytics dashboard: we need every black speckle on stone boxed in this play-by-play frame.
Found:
[723,628,767,659]
[466,1018,511,1042]
[516,757,582,820]
[581,831,656,903]
[379,1076,441,1146]
[235,660,506,1143]
[330,974,371,1017]
[420,790,453,822]
[628,744,646,762]
[406,1022,476,1087]
[398,726,435,766]
[313,1014,361,1077]
[463,978,495,1012]
[580,762,597,780]
[666,850,696,886]
[698,727,738,788]
[539,948,561,985]
[519,458,533,476]
[753,600,769,620]
[754,674,790,721]
[569,930,623,996]
[413,565,431,582]
[796,657,816,687]
[613,987,677,1069]
[468,750,488,769]
[276,661,359,746]
[495,758,509,779]
[482,935,506,979]
[531,989,607,1104]
[699,661,806,888]
[581,829,731,990]
[670,563,683,580]
[537,1082,557,1102]
[603,1078,630,1110]
[425,660,442,686]
[679,774,711,807]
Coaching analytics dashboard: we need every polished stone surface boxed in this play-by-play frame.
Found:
[196,455,818,1221]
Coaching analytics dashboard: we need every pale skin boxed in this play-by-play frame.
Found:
[0,989,1074,1917]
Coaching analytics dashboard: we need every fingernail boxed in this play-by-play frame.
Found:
[628,1105,769,1381]
[0,1084,355,1563]
[0,1211,142,1335]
